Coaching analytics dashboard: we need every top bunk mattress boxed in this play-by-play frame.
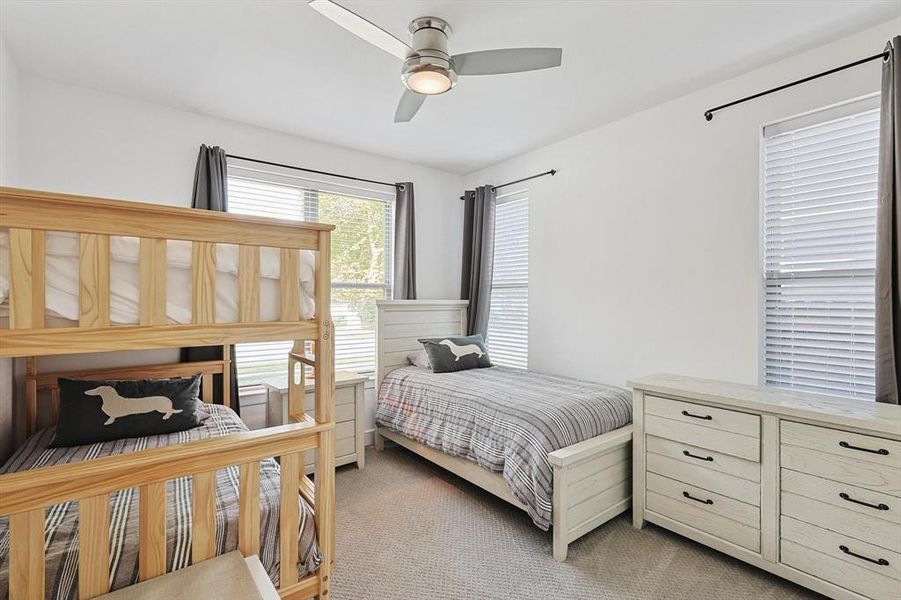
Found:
[0,231,316,325]
[375,366,632,530]
[0,404,321,600]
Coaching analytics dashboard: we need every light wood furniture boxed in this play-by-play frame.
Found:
[262,370,367,470]
[631,373,901,600]
[0,187,336,600]
[373,299,632,562]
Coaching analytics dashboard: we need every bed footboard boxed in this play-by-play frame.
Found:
[0,417,331,600]
[548,425,633,561]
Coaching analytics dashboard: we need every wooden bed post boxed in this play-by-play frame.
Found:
[314,230,335,598]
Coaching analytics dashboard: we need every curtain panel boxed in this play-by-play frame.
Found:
[393,182,417,299]
[461,185,496,338]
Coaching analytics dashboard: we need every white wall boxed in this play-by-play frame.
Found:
[465,20,898,390]
[0,35,20,461]
[12,75,464,443]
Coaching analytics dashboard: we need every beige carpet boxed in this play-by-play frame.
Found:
[332,447,820,600]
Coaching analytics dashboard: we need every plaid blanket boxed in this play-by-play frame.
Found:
[0,405,320,600]
[376,366,632,530]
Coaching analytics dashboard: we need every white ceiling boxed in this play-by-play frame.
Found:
[1,1,898,174]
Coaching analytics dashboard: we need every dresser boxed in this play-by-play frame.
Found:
[630,374,901,600]
[255,370,367,470]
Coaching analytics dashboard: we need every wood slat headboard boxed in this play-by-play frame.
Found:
[375,300,468,386]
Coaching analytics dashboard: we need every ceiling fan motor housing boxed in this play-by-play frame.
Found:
[402,16,457,94]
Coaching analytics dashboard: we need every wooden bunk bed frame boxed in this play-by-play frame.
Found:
[373,300,632,562]
[0,187,336,600]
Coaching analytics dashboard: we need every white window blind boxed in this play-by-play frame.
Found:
[487,190,529,369]
[227,161,394,387]
[762,96,880,400]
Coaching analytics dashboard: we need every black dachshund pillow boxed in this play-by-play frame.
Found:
[51,375,207,447]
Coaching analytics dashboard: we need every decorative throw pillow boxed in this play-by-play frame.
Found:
[417,334,492,373]
[407,350,432,370]
[50,375,207,447]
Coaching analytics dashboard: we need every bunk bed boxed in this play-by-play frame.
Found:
[0,187,336,600]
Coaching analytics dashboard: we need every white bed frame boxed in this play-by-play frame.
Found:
[373,299,632,561]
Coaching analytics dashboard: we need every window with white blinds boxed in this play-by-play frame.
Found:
[762,96,880,401]
[487,190,529,369]
[227,161,394,387]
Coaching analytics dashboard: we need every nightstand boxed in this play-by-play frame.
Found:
[263,370,368,470]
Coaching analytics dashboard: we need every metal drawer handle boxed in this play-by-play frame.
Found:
[839,492,889,511]
[839,545,889,566]
[839,441,889,456]
[681,410,712,421]
[682,450,714,462]
[682,491,713,505]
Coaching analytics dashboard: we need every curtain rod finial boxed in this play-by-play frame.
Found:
[704,111,714,121]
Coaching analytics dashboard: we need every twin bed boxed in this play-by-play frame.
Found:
[0,187,337,600]
[373,300,634,561]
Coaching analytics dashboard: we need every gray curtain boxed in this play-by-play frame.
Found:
[460,185,496,338]
[876,36,901,404]
[182,144,240,414]
[393,182,417,299]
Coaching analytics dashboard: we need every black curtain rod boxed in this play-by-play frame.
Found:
[226,153,398,188]
[459,169,557,200]
[704,50,889,121]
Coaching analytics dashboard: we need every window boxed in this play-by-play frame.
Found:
[487,190,529,369]
[762,96,880,400]
[227,161,393,387]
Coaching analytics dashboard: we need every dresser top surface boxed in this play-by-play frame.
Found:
[629,373,901,438]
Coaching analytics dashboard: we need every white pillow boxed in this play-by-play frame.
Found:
[407,350,432,370]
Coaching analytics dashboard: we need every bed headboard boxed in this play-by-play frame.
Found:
[376,300,468,387]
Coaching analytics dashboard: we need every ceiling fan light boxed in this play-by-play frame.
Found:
[407,70,452,95]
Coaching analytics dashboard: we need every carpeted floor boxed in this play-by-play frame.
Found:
[332,447,821,600]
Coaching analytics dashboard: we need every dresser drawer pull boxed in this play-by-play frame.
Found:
[839,440,889,456]
[839,492,889,511]
[682,450,714,462]
[680,410,712,421]
[682,491,713,505]
[839,545,889,566]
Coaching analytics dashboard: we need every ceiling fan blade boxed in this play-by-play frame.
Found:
[453,48,563,76]
[308,0,411,60]
[395,89,426,123]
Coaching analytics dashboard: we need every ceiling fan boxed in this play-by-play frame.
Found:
[308,0,563,122]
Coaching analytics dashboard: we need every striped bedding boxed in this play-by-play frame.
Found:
[0,405,320,600]
[376,366,632,530]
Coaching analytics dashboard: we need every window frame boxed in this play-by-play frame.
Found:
[226,162,395,387]
[757,93,880,400]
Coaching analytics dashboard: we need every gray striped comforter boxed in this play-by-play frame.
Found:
[0,405,321,600]
[376,366,632,530]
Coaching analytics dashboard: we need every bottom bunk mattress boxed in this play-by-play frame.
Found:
[376,366,633,530]
[0,404,321,600]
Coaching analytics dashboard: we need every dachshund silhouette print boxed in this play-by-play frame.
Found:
[84,386,183,425]
[439,339,485,361]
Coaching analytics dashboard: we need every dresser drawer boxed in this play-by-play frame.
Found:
[781,519,901,600]
[781,491,901,553]
[646,395,760,438]
[646,435,760,483]
[782,469,900,526]
[647,488,759,552]
[782,516,900,581]
[646,452,759,505]
[647,472,758,528]
[645,415,759,462]
[782,421,901,471]
[781,444,901,496]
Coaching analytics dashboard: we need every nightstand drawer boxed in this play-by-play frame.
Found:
[646,395,760,438]
[305,385,355,410]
